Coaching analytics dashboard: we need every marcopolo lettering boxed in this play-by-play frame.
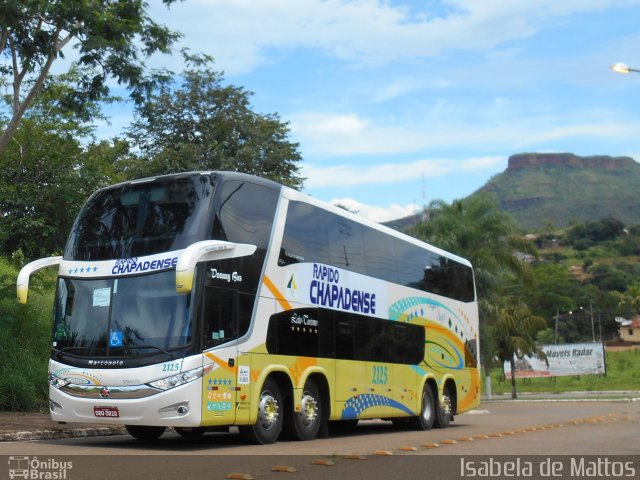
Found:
[111,256,178,275]
[309,263,376,315]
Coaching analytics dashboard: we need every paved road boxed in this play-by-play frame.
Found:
[1,400,639,480]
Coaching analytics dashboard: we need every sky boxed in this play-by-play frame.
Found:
[103,0,640,222]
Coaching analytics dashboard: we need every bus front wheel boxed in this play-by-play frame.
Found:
[175,427,206,438]
[239,377,283,444]
[125,425,166,440]
[283,380,322,441]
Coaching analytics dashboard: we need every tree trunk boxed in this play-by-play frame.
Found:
[0,34,61,154]
[510,358,517,399]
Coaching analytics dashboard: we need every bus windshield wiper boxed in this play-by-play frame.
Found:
[132,345,176,360]
[52,346,92,360]
[53,345,176,360]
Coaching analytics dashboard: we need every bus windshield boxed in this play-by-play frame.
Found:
[52,270,193,358]
[65,174,215,261]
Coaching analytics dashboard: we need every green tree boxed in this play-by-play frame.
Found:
[536,327,561,344]
[616,283,640,316]
[411,194,536,392]
[588,264,630,293]
[562,217,625,247]
[124,52,304,189]
[493,304,547,399]
[0,0,180,152]
[528,263,577,320]
[412,194,534,301]
[0,71,123,257]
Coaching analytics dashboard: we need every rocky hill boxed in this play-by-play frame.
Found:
[475,153,640,230]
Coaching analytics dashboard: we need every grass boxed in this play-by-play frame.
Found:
[0,258,55,412]
[487,348,640,395]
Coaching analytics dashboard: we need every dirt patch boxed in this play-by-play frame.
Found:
[0,411,119,435]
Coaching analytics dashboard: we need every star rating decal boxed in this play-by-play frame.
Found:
[68,265,99,275]
[208,378,232,386]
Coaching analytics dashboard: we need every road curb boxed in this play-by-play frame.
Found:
[2,393,638,442]
[481,390,640,404]
[0,426,126,443]
[482,397,640,404]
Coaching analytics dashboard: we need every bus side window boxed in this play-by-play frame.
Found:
[203,287,237,348]
[328,219,365,273]
[279,201,330,266]
[335,319,354,360]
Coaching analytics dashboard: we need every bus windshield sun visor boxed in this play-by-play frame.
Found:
[175,240,257,294]
[17,256,63,304]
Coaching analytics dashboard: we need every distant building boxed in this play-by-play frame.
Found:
[618,315,640,343]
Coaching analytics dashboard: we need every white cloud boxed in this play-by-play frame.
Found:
[291,110,640,158]
[151,0,640,75]
[330,197,420,223]
[290,112,425,156]
[372,77,431,103]
[302,156,505,188]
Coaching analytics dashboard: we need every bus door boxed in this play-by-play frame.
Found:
[201,284,241,426]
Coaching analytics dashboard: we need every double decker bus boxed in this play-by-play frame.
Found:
[17,171,479,444]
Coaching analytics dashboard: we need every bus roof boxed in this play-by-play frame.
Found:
[93,171,472,269]
[280,183,473,269]
[95,171,284,193]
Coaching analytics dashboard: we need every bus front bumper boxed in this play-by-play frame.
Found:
[48,379,203,427]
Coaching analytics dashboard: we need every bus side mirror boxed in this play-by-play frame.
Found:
[175,240,257,294]
[16,256,63,304]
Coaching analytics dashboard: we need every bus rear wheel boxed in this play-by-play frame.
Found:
[125,425,166,440]
[435,383,454,428]
[239,377,283,444]
[283,380,322,441]
[409,385,435,431]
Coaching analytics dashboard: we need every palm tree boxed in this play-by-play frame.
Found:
[412,193,534,300]
[411,193,537,394]
[493,304,547,398]
[616,283,640,315]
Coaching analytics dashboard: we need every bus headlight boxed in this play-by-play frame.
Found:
[49,373,69,390]
[147,366,209,391]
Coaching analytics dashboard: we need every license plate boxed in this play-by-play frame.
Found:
[93,406,119,418]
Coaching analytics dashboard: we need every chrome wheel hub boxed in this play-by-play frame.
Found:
[258,392,279,430]
[299,393,318,428]
[441,394,452,415]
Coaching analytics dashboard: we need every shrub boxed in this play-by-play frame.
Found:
[0,257,54,411]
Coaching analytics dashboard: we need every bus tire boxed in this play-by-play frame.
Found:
[435,383,453,428]
[125,425,166,440]
[283,380,322,441]
[239,377,283,444]
[328,419,358,435]
[175,427,206,438]
[409,385,435,431]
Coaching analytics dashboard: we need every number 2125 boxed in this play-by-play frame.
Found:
[372,365,388,385]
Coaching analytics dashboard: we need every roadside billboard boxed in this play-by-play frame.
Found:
[504,342,606,378]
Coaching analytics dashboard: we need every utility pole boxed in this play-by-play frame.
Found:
[589,299,595,342]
